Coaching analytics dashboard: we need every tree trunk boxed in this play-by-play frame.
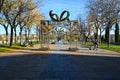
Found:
[0,0,4,11]
[85,36,88,43]
[99,29,102,44]
[94,29,98,40]
[115,23,119,42]
[4,26,8,44]
[28,28,31,43]
[28,32,30,43]
[20,29,22,45]
[25,27,28,42]
[5,29,8,44]
[105,25,110,48]
[10,27,14,48]
[38,29,40,42]
[3,25,8,44]
[14,27,17,44]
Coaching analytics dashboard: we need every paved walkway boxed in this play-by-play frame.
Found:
[0,43,120,80]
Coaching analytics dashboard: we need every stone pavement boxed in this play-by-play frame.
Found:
[0,43,120,80]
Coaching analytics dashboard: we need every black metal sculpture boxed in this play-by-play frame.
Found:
[49,10,70,22]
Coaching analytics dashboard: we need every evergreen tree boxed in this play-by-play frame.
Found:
[115,23,119,42]
[101,36,105,43]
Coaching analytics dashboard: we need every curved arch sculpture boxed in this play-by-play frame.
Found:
[49,10,70,22]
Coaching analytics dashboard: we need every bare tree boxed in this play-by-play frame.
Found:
[77,14,89,42]
[17,13,27,45]
[2,0,37,47]
[0,12,9,44]
[86,0,120,47]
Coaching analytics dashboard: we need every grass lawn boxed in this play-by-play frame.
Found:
[0,41,39,52]
[0,44,25,52]
[82,42,120,53]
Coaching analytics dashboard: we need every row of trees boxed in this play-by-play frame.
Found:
[0,0,44,48]
[77,0,120,47]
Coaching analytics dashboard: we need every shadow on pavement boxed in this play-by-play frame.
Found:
[0,52,120,80]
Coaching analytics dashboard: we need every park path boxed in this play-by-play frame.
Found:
[31,42,120,57]
[0,42,120,80]
[0,42,120,57]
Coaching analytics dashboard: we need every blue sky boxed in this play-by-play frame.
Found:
[41,0,87,20]
[0,0,87,34]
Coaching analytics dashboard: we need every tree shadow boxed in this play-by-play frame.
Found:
[0,52,120,80]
